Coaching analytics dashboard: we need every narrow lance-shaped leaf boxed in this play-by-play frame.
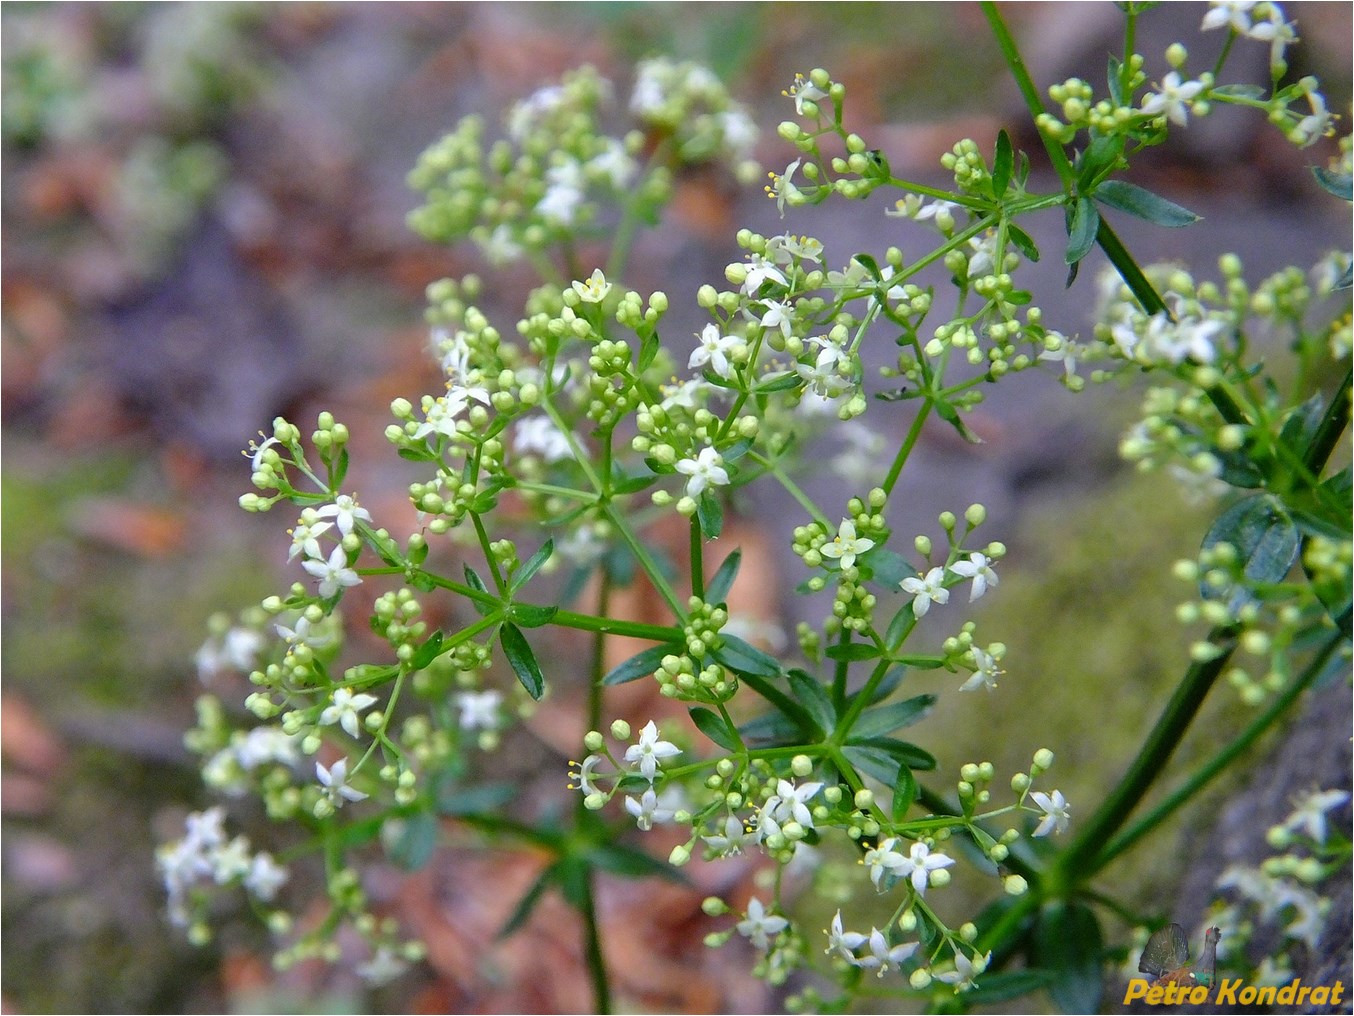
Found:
[1065,195,1099,266]
[1096,180,1200,227]
[706,549,742,604]
[500,622,545,699]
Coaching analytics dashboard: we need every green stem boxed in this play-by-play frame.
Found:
[579,870,611,1014]
[690,518,705,599]
[882,399,933,496]
[1303,365,1352,475]
[1092,630,1342,870]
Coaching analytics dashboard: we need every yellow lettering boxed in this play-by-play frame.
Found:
[1296,985,1313,1006]
[1145,984,1165,1005]
[1123,980,1149,1003]
[1332,982,1345,1007]
[1311,986,1330,1006]
[1187,985,1209,1005]
[1239,985,1258,1004]
[1278,980,1299,1005]
[1214,978,1239,1004]
[1256,985,1277,1005]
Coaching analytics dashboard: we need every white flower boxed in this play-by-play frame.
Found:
[624,720,681,782]
[356,946,409,986]
[820,518,875,571]
[568,754,604,796]
[302,545,362,598]
[900,566,949,618]
[1030,789,1071,836]
[319,686,379,739]
[825,910,869,963]
[507,84,565,141]
[736,897,788,950]
[316,758,367,806]
[244,852,288,901]
[767,159,802,215]
[194,626,263,680]
[411,388,487,443]
[863,837,908,889]
[716,108,758,160]
[896,841,955,895]
[826,258,871,291]
[950,552,998,601]
[514,415,574,463]
[287,512,333,561]
[768,778,823,830]
[785,73,829,115]
[558,526,607,567]
[1038,331,1080,380]
[211,835,254,883]
[624,787,674,830]
[1245,5,1298,70]
[688,323,743,380]
[675,446,730,498]
[1201,0,1258,33]
[247,435,281,474]
[856,928,918,975]
[478,224,523,265]
[756,299,795,340]
[314,494,372,538]
[587,137,636,188]
[703,814,753,857]
[765,233,823,265]
[960,646,1003,692]
[455,689,502,731]
[1280,787,1349,843]
[571,268,611,304]
[742,254,787,295]
[274,613,333,651]
[1290,86,1332,147]
[659,377,708,411]
[233,726,302,771]
[795,338,856,399]
[1141,72,1206,127]
[537,161,585,225]
[936,949,990,991]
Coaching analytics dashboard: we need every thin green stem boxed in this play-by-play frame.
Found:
[1093,630,1343,870]
[690,518,705,599]
[882,400,933,497]
[579,870,611,1014]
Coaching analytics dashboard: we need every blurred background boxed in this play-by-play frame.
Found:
[2,3,1350,1013]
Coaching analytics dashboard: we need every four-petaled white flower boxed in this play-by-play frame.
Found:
[624,787,674,830]
[960,646,1003,692]
[767,778,823,830]
[825,910,869,963]
[736,897,788,951]
[316,758,367,806]
[675,446,730,498]
[703,813,754,857]
[287,512,333,561]
[785,73,829,116]
[302,545,363,598]
[315,494,372,537]
[742,254,788,295]
[855,928,919,975]
[356,946,409,986]
[757,299,795,339]
[688,323,743,380]
[1291,86,1332,148]
[936,949,990,992]
[795,339,855,399]
[244,852,288,901]
[1141,72,1206,127]
[950,552,999,601]
[1201,0,1258,34]
[767,160,802,215]
[624,720,681,782]
[538,160,585,225]
[900,566,949,617]
[820,518,875,571]
[514,415,574,463]
[1030,789,1071,836]
[319,686,379,739]
[896,840,955,895]
[456,689,502,731]
[1280,787,1349,843]
[572,268,611,303]
[568,754,604,796]
[863,837,908,889]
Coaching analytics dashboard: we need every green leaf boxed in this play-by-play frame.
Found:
[1007,223,1042,263]
[786,669,836,735]
[1106,55,1124,107]
[1201,494,1301,614]
[408,630,445,670]
[586,843,688,883]
[933,397,984,443]
[385,809,439,871]
[1096,179,1200,226]
[851,694,937,739]
[512,538,554,591]
[713,634,783,678]
[860,546,919,589]
[1065,195,1100,265]
[603,642,680,686]
[612,470,656,495]
[721,437,755,462]
[892,764,917,822]
[843,735,936,771]
[884,602,914,645]
[509,603,558,628]
[436,782,516,815]
[737,708,802,746]
[697,491,724,539]
[498,864,556,939]
[463,565,494,615]
[500,622,545,699]
[966,969,1057,1004]
[755,371,803,393]
[1032,901,1104,1014]
[845,664,907,709]
[824,641,882,662]
[1312,166,1353,201]
[842,744,901,787]
[1075,132,1124,190]
[706,549,742,604]
[638,326,661,372]
[689,706,737,751]
[992,129,1013,199]
[1279,392,1326,461]
[555,855,590,909]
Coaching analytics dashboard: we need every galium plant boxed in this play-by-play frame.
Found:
[161,4,1350,1011]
